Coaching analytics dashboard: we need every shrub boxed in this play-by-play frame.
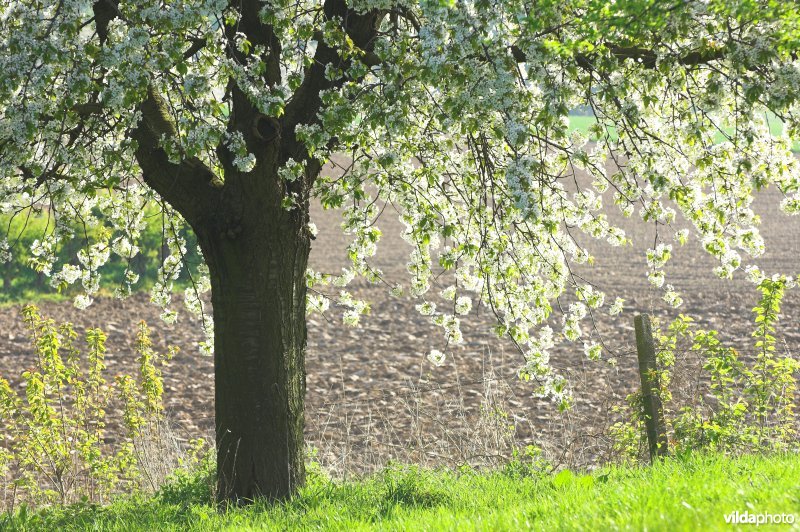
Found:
[0,306,202,511]
[502,444,549,479]
[156,440,215,507]
[611,277,799,460]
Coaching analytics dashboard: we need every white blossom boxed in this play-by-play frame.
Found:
[427,349,446,367]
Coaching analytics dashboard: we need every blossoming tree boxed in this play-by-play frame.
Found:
[2,0,799,502]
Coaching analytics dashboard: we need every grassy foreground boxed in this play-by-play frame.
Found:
[3,453,799,531]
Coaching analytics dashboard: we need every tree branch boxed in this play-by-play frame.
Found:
[511,43,726,69]
[92,0,121,45]
[281,0,383,165]
[131,86,219,225]
[18,165,72,188]
[225,0,282,86]
[183,36,207,60]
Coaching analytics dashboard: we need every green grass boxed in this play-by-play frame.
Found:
[568,114,605,137]
[3,453,799,531]
[568,115,800,152]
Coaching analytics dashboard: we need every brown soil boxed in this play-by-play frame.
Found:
[1,163,799,473]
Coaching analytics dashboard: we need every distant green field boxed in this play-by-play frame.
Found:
[0,207,201,304]
[568,115,800,152]
[5,453,799,531]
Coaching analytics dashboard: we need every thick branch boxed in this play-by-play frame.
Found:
[511,43,726,69]
[225,0,282,87]
[281,0,383,165]
[18,165,72,187]
[92,0,121,45]
[91,0,218,210]
[214,0,285,179]
[183,37,207,60]
[131,87,219,224]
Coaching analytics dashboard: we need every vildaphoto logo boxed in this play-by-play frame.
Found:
[724,511,796,526]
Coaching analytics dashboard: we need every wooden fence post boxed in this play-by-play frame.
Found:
[634,314,668,462]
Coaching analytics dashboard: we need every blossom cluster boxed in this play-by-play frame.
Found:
[2,0,799,409]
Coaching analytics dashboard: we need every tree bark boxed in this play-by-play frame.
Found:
[134,83,316,503]
[196,184,310,503]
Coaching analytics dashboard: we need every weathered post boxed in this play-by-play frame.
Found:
[634,314,669,462]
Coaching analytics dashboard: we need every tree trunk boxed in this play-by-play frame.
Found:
[198,190,310,503]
